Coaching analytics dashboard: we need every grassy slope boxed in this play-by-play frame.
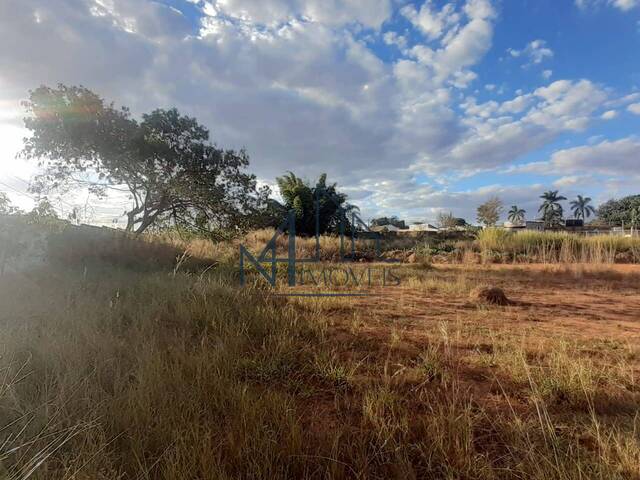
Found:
[1,226,639,479]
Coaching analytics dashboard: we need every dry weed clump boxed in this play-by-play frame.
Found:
[469,286,511,305]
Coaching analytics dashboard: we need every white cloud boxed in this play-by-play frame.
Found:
[575,0,640,11]
[401,0,496,91]
[542,69,553,79]
[513,137,640,178]
[201,0,392,28]
[351,175,546,224]
[628,103,640,115]
[401,1,460,40]
[507,39,554,68]
[383,31,407,49]
[436,80,609,175]
[553,175,592,188]
[610,0,639,10]
[0,0,635,223]
[551,138,640,176]
[601,109,618,119]
[608,92,640,106]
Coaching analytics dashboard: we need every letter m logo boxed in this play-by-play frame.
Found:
[239,210,297,287]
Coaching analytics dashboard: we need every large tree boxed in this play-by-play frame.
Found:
[597,195,640,226]
[476,197,503,227]
[274,172,357,235]
[21,85,267,236]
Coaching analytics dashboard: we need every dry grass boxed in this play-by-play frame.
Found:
[1,226,640,479]
[476,228,640,264]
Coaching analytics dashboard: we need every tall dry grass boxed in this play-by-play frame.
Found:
[477,228,640,263]
[1,225,639,478]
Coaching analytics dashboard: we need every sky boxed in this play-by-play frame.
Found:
[0,0,639,226]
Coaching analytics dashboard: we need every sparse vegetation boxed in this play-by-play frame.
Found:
[476,228,640,263]
[476,196,503,227]
[1,222,640,478]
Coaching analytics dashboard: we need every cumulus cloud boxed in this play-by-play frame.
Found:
[199,0,392,28]
[425,80,610,175]
[401,0,497,89]
[551,138,640,176]
[507,39,554,67]
[0,0,634,223]
[512,137,640,178]
[400,1,460,40]
[628,103,640,115]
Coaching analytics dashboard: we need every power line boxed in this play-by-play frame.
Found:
[2,175,132,225]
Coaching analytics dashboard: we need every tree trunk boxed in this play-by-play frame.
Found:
[125,212,137,232]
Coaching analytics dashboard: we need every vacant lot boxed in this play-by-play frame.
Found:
[1,233,639,478]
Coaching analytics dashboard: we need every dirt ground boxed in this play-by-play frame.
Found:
[348,263,640,343]
[291,263,640,422]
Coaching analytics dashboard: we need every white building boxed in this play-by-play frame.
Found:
[408,223,439,232]
[370,224,401,233]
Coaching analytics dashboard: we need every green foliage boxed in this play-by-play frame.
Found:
[21,84,267,236]
[507,205,526,224]
[24,198,65,228]
[0,193,21,216]
[538,190,567,228]
[29,198,57,218]
[476,196,503,227]
[570,195,596,220]
[274,172,357,236]
[597,195,640,226]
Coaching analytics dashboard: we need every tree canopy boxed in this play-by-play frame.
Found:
[507,205,526,225]
[538,190,566,228]
[597,195,640,226]
[570,195,596,220]
[21,85,267,236]
[0,193,20,216]
[436,211,466,229]
[273,172,357,236]
[476,197,503,227]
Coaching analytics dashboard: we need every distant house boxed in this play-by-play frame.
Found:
[503,220,544,231]
[370,224,401,233]
[407,223,439,232]
[525,221,545,231]
[503,221,525,230]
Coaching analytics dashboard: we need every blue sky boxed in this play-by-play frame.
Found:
[0,0,639,225]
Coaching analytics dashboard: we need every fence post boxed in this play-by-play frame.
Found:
[287,209,296,286]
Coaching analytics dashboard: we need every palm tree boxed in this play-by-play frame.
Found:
[507,205,526,225]
[274,172,357,235]
[570,195,596,220]
[538,190,567,228]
